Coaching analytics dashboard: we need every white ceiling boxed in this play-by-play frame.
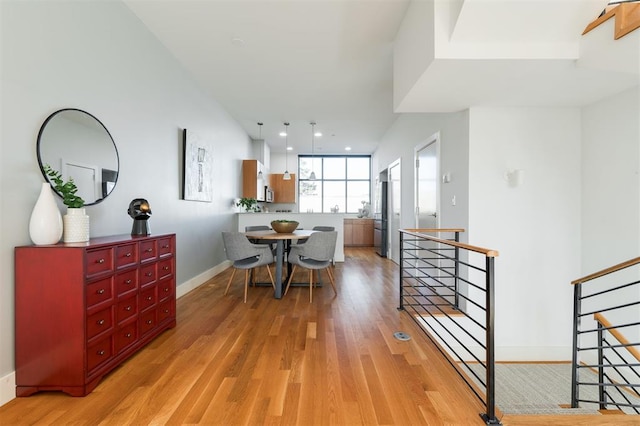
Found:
[124,0,410,155]
[124,0,638,155]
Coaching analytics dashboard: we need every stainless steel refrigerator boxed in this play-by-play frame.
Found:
[373,181,388,257]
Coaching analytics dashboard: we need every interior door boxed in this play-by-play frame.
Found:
[388,159,401,264]
[63,161,98,203]
[416,136,439,229]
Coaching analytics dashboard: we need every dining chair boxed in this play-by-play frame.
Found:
[222,231,275,303]
[245,225,276,249]
[295,226,336,265]
[284,231,337,302]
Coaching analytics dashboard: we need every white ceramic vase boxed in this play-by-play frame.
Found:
[63,207,90,243]
[29,182,63,245]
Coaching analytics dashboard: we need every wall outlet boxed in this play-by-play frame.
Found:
[451,195,456,206]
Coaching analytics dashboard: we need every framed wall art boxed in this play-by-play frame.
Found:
[182,129,213,202]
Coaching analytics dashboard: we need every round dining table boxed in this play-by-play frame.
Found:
[243,229,316,298]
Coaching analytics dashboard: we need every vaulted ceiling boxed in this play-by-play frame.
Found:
[124,0,638,155]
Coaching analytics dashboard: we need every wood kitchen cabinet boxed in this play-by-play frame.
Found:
[15,234,176,397]
[344,219,374,246]
[269,173,296,203]
[242,159,266,201]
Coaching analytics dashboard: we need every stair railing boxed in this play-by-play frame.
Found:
[398,229,500,425]
[571,257,640,413]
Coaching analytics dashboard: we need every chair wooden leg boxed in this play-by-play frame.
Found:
[224,268,237,295]
[309,269,313,303]
[265,264,275,289]
[244,270,249,303]
[325,266,337,295]
[284,265,297,296]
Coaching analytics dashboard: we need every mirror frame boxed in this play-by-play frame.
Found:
[36,108,120,206]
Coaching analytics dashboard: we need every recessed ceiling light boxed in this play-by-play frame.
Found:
[279,131,287,137]
[345,146,352,151]
[287,146,293,151]
[314,132,322,137]
[231,37,245,47]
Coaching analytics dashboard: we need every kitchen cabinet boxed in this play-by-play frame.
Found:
[242,160,266,201]
[15,234,176,397]
[269,173,296,203]
[344,219,374,246]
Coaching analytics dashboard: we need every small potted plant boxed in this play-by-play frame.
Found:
[236,197,260,212]
[43,164,89,242]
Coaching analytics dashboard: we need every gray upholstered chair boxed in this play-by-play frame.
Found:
[245,225,275,249]
[285,231,337,302]
[295,226,336,265]
[222,231,275,303]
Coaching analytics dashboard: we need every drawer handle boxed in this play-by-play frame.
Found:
[162,244,169,249]
[125,306,132,311]
[97,319,105,325]
[164,288,169,292]
[97,289,105,295]
[96,258,105,264]
[125,333,132,338]
[125,253,132,258]
[125,279,132,284]
[145,272,153,277]
[146,320,153,325]
[164,309,169,314]
[98,350,106,356]
[146,248,153,253]
[163,266,169,271]
[147,296,152,301]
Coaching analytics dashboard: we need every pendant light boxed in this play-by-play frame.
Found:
[257,122,264,179]
[309,122,317,181]
[283,122,291,180]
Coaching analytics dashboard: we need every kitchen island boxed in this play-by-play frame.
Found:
[236,212,345,262]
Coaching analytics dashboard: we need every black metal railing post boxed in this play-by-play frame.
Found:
[571,283,582,408]
[398,231,404,311]
[454,231,460,309]
[597,322,606,410]
[482,256,498,424]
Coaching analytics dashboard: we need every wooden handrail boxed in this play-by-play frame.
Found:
[400,229,499,257]
[594,312,640,363]
[583,2,640,40]
[571,256,640,285]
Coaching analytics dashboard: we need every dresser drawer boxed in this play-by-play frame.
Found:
[140,309,157,336]
[139,240,157,262]
[116,295,137,324]
[140,286,156,311]
[115,243,138,269]
[158,236,173,258]
[87,307,113,340]
[158,300,173,323]
[158,278,174,302]
[115,269,138,296]
[86,248,113,278]
[158,258,173,279]
[87,335,113,373]
[140,263,156,287]
[86,277,113,308]
[115,322,137,353]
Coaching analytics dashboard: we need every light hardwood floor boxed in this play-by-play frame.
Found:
[0,247,634,425]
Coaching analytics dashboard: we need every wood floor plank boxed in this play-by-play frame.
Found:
[4,247,629,425]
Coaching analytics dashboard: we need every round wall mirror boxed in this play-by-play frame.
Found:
[37,108,119,206]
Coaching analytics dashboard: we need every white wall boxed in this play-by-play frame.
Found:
[582,86,640,273]
[374,112,470,240]
[468,107,582,360]
[0,0,252,404]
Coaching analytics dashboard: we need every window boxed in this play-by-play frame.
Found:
[298,155,371,213]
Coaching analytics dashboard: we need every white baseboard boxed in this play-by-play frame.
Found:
[0,371,15,408]
[176,260,230,299]
[0,261,231,409]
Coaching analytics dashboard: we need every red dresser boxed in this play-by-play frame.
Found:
[15,233,176,397]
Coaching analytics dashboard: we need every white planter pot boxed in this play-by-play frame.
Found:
[29,182,63,245]
[63,207,90,243]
